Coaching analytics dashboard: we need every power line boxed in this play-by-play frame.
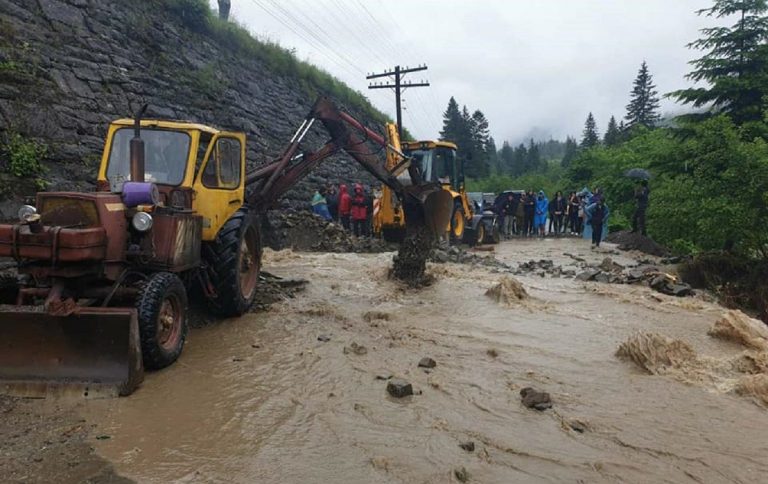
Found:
[368,64,430,140]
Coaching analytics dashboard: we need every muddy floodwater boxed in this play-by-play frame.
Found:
[6,238,768,483]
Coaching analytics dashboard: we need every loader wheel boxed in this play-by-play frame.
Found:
[475,223,486,246]
[205,208,261,317]
[490,224,501,244]
[450,203,465,243]
[136,272,188,370]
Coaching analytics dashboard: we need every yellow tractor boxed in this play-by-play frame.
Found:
[375,137,485,245]
[0,98,451,397]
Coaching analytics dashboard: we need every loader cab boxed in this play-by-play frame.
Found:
[401,141,462,192]
[98,119,247,241]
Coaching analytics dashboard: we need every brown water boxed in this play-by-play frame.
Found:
[82,239,768,483]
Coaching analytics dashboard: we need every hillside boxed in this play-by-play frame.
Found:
[0,0,386,217]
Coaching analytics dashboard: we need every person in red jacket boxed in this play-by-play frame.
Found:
[350,183,368,237]
[338,184,351,230]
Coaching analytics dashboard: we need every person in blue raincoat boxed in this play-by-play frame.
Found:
[311,188,332,221]
[534,190,549,237]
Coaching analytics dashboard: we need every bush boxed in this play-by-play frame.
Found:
[165,0,210,32]
[2,132,46,178]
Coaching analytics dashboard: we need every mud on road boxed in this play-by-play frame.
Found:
[3,238,768,483]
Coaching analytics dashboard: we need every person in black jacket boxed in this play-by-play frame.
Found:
[551,191,566,235]
[523,190,536,237]
[326,185,339,222]
[631,180,649,236]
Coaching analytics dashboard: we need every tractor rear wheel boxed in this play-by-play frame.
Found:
[205,208,261,317]
[136,272,188,370]
[450,202,465,243]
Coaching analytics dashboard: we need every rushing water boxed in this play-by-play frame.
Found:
[85,240,768,483]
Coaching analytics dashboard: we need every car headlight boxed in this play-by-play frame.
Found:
[18,205,37,222]
[131,212,153,232]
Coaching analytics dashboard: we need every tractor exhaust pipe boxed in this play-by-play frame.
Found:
[130,104,148,183]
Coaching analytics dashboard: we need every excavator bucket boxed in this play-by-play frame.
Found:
[0,307,143,398]
[403,185,454,237]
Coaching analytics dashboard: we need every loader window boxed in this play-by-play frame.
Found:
[202,137,242,189]
[107,128,190,186]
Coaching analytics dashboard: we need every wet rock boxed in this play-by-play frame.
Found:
[599,257,624,273]
[576,269,600,281]
[454,467,469,483]
[650,274,693,297]
[459,441,475,452]
[594,272,611,284]
[343,342,368,355]
[486,348,499,358]
[520,387,552,411]
[317,334,331,342]
[386,378,413,398]
[418,357,437,369]
[375,374,393,381]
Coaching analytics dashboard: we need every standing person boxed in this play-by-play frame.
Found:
[567,192,580,235]
[338,184,351,230]
[503,193,515,239]
[534,191,549,237]
[523,191,536,237]
[513,193,524,235]
[350,183,368,237]
[632,180,650,236]
[586,199,609,248]
[552,191,566,235]
[547,195,556,235]
[326,185,339,222]
[311,188,332,221]
[494,194,507,237]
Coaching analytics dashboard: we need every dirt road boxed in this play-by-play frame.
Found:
[3,238,768,483]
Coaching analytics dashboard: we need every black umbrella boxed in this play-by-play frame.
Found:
[624,168,651,180]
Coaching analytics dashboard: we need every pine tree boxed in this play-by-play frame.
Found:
[511,143,527,176]
[499,141,514,174]
[604,115,622,146]
[439,97,463,143]
[581,112,600,148]
[486,136,499,174]
[470,110,490,178]
[525,139,542,172]
[625,61,661,128]
[561,136,579,168]
[670,0,768,124]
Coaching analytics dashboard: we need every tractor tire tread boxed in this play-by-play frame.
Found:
[205,207,259,317]
[136,272,188,371]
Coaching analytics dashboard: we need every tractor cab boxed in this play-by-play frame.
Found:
[401,141,462,192]
[98,119,246,241]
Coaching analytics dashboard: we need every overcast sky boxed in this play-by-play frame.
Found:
[214,0,724,144]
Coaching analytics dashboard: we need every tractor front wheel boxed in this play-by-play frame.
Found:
[136,272,188,370]
[205,208,261,317]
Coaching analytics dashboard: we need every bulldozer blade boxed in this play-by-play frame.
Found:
[0,306,143,398]
[404,186,453,238]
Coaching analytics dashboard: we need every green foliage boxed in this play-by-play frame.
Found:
[165,0,210,32]
[625,61,661,128]
[604,116,622,146]
[670,0,768,124]
[1,132,47,178]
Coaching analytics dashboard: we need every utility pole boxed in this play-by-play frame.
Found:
[367,65,430,140]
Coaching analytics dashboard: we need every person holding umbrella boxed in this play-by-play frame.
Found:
[632,179,650,236]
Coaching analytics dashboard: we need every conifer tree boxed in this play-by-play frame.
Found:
[625,61,661,128]
[581,113,600,148]
[604,115,622,146]
[561,136,579,168]
[670,0,768,123]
